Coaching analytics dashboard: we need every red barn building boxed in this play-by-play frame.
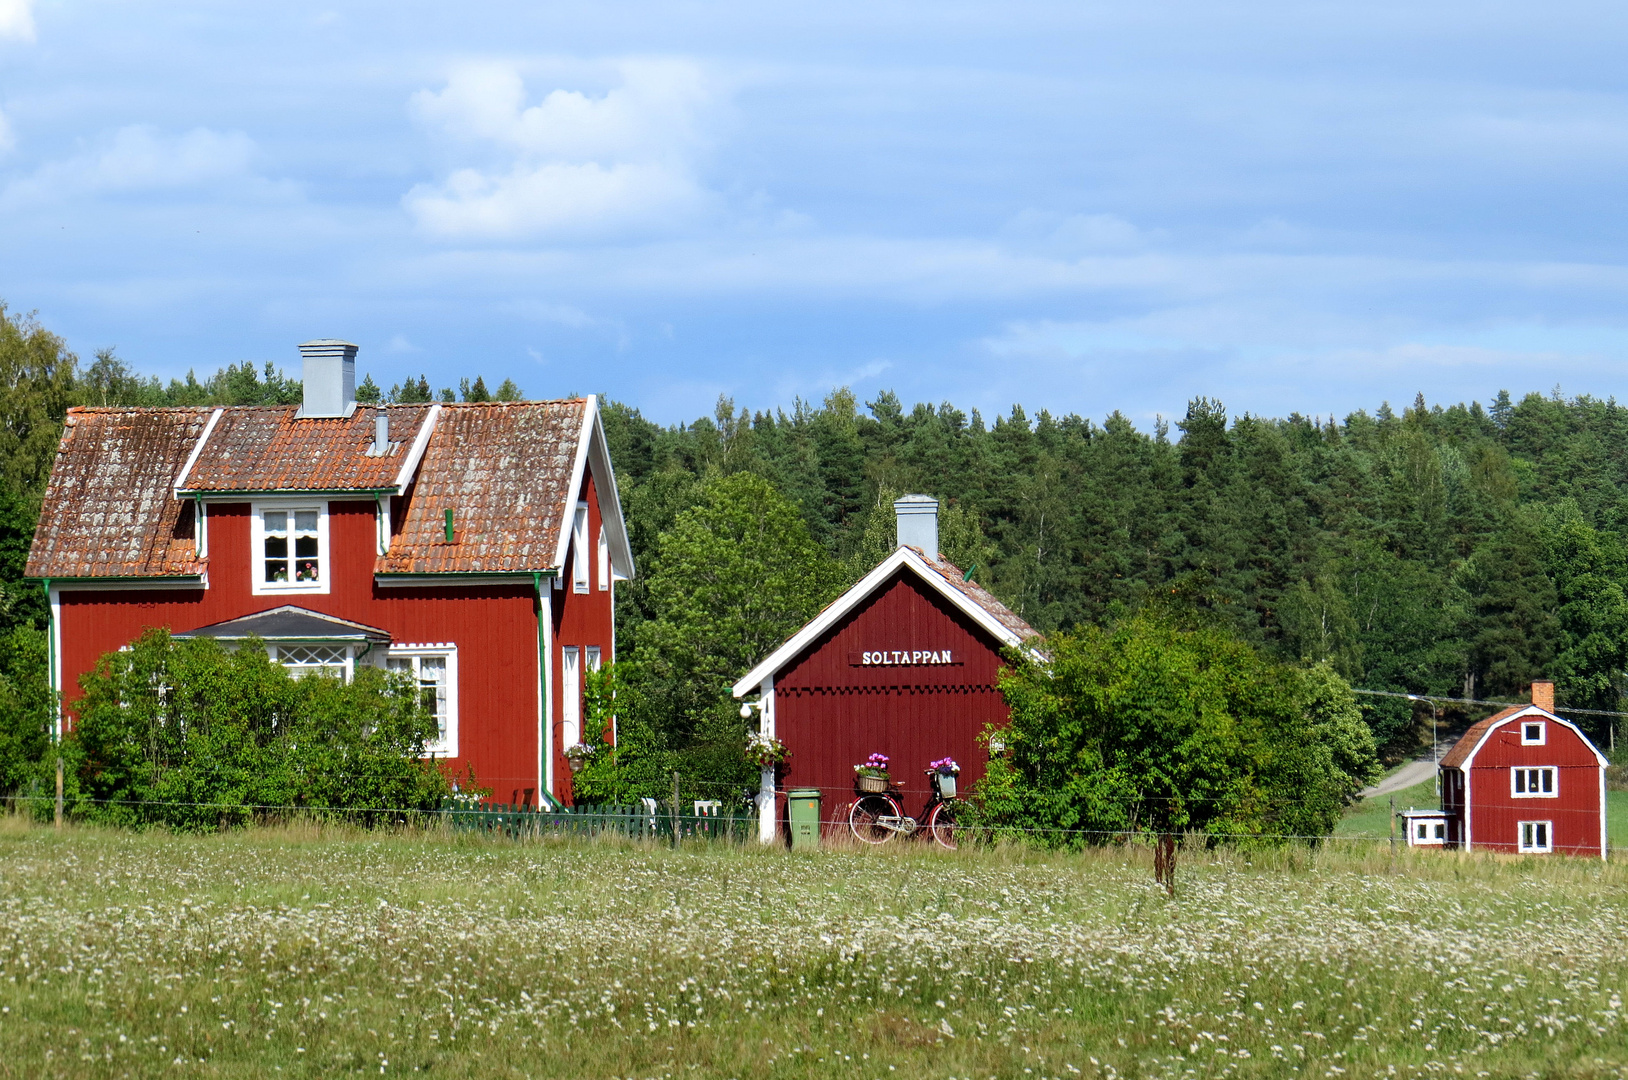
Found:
[26,339,633,807]
[1438,680,1607,858]
[732,495,1040,841]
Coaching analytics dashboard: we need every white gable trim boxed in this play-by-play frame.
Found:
[549,396,635,579]
[392,403,441,493]
[731,546,1031,698]
[172,408,223,493]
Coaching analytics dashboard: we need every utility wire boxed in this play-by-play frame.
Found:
[1351,687,1628,718]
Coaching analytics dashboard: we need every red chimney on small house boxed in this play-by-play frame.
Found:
[1531,680,1555,712]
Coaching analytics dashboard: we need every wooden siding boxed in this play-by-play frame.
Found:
[773,569,1012,817]
[550,469,615,805]
[56,499,555,807]
[1462,717,1604,857]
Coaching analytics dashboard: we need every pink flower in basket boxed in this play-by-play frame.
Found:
[929,757,960,775]
[853,753,889,778]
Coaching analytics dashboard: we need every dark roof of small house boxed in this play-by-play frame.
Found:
[377,400,588,575]
[172,605,390,643]
[177,404,434,493]
[916,550,1040,643]
[1439,706,1530,768]
[26,408,213,579]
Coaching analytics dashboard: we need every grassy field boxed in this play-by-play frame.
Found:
[3,821,1628,1079]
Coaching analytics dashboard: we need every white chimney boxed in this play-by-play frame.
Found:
[296,339,358,418]
[894,494,939,557]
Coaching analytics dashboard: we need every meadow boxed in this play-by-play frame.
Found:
[1,821,1627,1079]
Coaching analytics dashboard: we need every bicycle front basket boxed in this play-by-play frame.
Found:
[856,773,889,794]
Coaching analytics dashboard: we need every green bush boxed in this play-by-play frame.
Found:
[63,629,452,828]
[971,612,1380,847]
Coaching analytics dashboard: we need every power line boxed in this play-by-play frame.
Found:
[1351,687,1628,718]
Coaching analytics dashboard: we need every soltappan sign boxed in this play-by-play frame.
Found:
[848,650,960,666]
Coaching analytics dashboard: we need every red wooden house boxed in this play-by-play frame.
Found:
[26,339,633,808]
[1437,680,1607,858]
[732,495,1040,841]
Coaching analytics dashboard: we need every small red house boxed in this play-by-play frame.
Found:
[1437,680,1607,859]
[732,495,1040,841]
[26,339,633,808]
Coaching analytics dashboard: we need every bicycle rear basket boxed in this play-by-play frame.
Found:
[856,774,889,794]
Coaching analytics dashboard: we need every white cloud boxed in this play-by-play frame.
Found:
[1,125,265,206]
[0,107,14,155]
[403,58,720,241]
[0,0,35,43]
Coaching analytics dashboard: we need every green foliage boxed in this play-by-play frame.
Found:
[974,612,1380,845]
[355,374,383,403]
[66,630,451,828]
[494,378,523,401]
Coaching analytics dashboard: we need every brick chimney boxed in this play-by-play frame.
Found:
[1530,680,1555,712]
[894,495,939,558]
[296,339,359,418]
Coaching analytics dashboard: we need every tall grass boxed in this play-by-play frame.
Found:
[1,819,1625,1078]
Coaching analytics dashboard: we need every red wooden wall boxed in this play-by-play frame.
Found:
[1462,717,1604,857]
[55,468,617,809]
[549,471,615,805]
[772,569,1012,820]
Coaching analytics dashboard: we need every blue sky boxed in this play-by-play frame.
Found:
[3,1,1627,426]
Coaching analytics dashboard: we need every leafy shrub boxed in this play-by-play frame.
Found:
[63,629,452,828]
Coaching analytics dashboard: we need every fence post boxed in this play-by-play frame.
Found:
[1389,794,1395,861]
[671,771,680,847]
[54,753,63,829]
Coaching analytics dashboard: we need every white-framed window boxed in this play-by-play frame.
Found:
[270,644,351,681]
[385,645,457,757]
[597,524,610,591]
[251,501,330,595]
[585,645,601,673]
[572,503,590,594]
[1518,820,1553,853]
[1521,720,1546,745]
[561,646,581,747]
[1512,766,1557,797]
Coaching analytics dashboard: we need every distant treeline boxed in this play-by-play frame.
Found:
[2,300,1625,776]
[603,387,1628,754]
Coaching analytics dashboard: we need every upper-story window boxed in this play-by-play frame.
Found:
[252,502,330,595]
[597,524,610,591]
[1521,721,1546,745]
[572,503,590,594]
[1512,766,1556,797]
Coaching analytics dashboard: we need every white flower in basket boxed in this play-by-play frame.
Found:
[564,742,594,773]
[746,732,789,768]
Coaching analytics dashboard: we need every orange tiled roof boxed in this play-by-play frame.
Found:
[1438,707,1526,768]
[29,399,596,581]
[26,408,213,579]
[178,404,433,493]
[378,400,587,574]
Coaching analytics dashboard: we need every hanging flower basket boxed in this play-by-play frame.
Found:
[854,753,890,792]
[564,742,594,773]
[746,732,789,768]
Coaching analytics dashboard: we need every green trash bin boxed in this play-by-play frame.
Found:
[788,788,822,850]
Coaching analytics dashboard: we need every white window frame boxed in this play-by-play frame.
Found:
[597,524,610,591]
[1521,720,1546,745]
[383,644,458,758]
[562,646,581,748]
[250,500,331,596]
[1518,820,1553,853]
[1511,766,1557,798]
[572,503,590,594]
[268,644,354,681]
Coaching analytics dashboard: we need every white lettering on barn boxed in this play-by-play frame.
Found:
[847,649,957,666]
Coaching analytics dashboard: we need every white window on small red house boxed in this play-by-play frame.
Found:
[597,524,610,591]
[1521,721,1546,745]
[1518,820,1553,853]
[572,504,590,594]
[1511,766,1556,797]
[272,645,350,681]
[252,502,329,595]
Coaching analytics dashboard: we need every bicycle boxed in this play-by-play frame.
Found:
[848,769,959,849]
